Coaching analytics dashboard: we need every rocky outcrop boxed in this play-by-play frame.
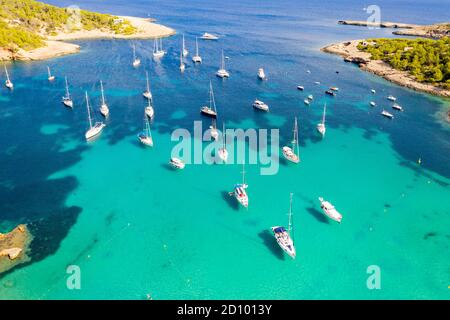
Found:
[0,224,32,274]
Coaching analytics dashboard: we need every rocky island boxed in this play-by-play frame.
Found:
[0,224,32,274]
[0,0,175,61]
[322,21,450,102]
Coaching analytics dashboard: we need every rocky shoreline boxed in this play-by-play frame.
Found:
[0,224,32,274]
[321,40,450,98]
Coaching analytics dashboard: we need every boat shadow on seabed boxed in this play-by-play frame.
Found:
[258,230,285,260]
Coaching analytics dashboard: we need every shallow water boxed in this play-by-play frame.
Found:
[0,0,449,299]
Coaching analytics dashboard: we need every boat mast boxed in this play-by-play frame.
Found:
[85,92,93,129]
[100,81,106,105]
[146,71,150,93]
[133,44,136,60]
[322,103,327,125]
[182,34,185,52]
[5,66,10,81]
[65,77,70,98]
[195,37,199,56]
[292,117,299,154]
[209,81,216,113]
[288,193,294,238]
[159,38,163,51]
[241,163,246,186]
[222,122,226,148]
[47,66,51,78]
[221,50,225,69]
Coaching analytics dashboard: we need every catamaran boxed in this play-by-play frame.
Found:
[62,76,73,108]
[138,114,153,147]
[216,50,230,78]
[319,197,342,223]
[84,92,105,140]
[317,104,326,137]
[253,99,269,111]
[47,66,55,81]
[145,98,155,119]
[143,71,152,100]
[152,38,165,59]
[282,117,300,163]
[132,43,141,67]
[170,157,185,169]
[192,37,202,63]
[179,51,186,72]
[258,68,266,80]
[200,81,218,118]
[99,80,109,118]
[218,123,228,162]
[271,193,296,259]
[232,164,249,208]
[201,32,219,40]
[182,34,188,57]
[4,66,13,89]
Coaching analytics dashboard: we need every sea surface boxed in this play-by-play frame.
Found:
[0,0,449,299]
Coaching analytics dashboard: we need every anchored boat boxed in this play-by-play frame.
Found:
[271,193,296,259]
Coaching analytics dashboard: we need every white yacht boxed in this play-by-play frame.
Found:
[84,92,105,140]
[138,115,153,147]
[253,99,269,112]
[392,103,403,111]
[143,71,152,100]
[218,123,228,162]
[319,197,342,223]
[314,81,321,85]
[297,85,304,91]
[387,95,397,102]
[210,119,219,140]
[182,34,188,57]
[271,193,296,259]
[233,164,249,208]
[216,50,230,78]
[317,104,326,137]
[257,68,266,80]
[370,101,376,107]
[330,87,339,91]
[371,89,376,94]
[99,80,109,118]
[152,38,165,59]
[192,37,202,63]
[307,95,313,100]
[132,43,141,67]
[4,66,13,89]
[200,81,218,118]
[179,51,186,72]
[381,109,394,119]
[47,66,55,81]
[282,117,300,163]
[170,157,185,169]
[62,76,73,108]
[201,32,219,40]
[303,99,310,105]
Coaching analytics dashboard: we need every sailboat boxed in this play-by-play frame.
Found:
[4,66,13,89]
[138,114,153,147]
[47,66,55,81]
[192,37,202,63]
[218,122,228,162]
[179,51,186,72]
[143,71,152,100]
[232,164,249,208]
[182,34,189,57]
[62,76,73,108]
[319,197,342,223]
[200,81,218,118]
[271,193,296,259]
[209,119,219,140]
[132,43,141,67]
[317,104,326,137]
[145,98,155,119]
[99,80,109,118]
[282,117,300,163]
[216,50,230,78]
[152,38,165,59]
[84,92,105,140]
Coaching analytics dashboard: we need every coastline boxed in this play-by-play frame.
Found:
[0,225,32,274]
[321,40,450,98]
[0,16,175,61]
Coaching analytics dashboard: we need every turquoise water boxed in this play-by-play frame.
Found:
[0,0,449,299]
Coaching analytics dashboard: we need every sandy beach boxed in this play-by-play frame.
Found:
[322,40,450,98]
[0,16,175,61]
